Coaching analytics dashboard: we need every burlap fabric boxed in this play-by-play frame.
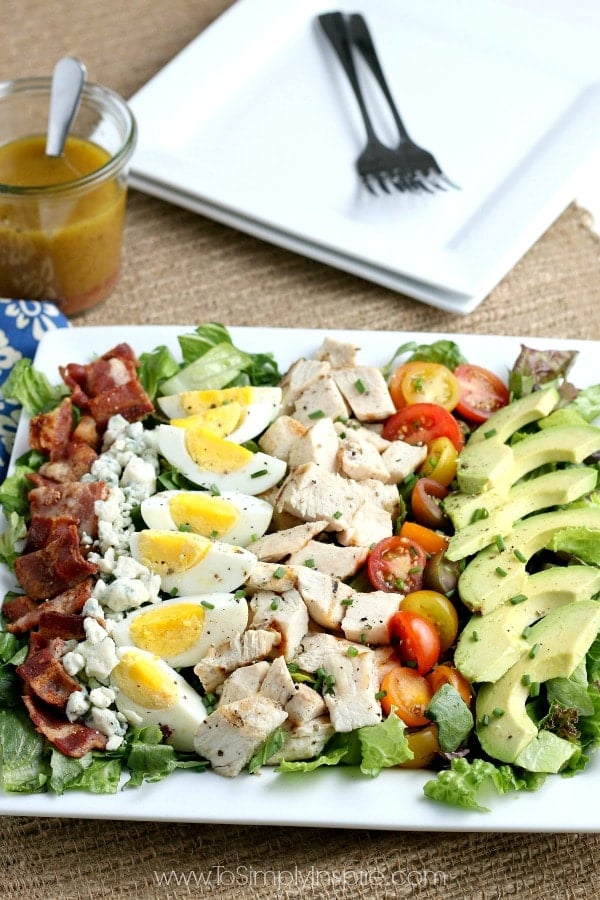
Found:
[2,2,600,897]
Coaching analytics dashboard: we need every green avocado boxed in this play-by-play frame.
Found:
[446,466,597,560]
[458,507,600,615]
[455,566,600,683]
[467,386,559,446]
[476,599,600,770]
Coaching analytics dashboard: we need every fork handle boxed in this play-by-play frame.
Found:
[318,12,379,143]
[347,13,411,143]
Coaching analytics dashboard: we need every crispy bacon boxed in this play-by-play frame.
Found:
[28,480,108,539]
[7,579,93,634]
[72,414,100,449]
[22,695,108,757]
[14,525,98,600]
[88,380,154,427]
[37,611,87,641]
[17,645,81,708]
[25,514,80,553]
[29,397,73,460]
[37,440,98,483]
[1,594,38,623]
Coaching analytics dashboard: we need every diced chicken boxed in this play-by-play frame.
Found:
[260,655,297,707]
[361,479,402,514]
[194,695,287,778]
[287,540,369,580]
[285,683,327,726]
[288,417,340,471]
[275,463,361,531]
[258,415,308,463]
[314,337,359,368]
[337,430,390,481]
[341,590,403,645]
[381,440,428,484]
[293,632,359,672]
[219,661,270,705]
[248,588,309,660]
[333,367,396,422]
[292,375,350,427]
[280,359,331,414]
[249,521,328,562]
[337,500,393,548]
[334,420,390,452]
[194,630,280,693]
[266,717,335,764]
[245,561,297,593]
[295,567,354,630]
[372,646,399,688]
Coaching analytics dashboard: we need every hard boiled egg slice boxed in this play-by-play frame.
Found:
[140,490,273,546]
[157,422,286,495]
[111,646,207,751]
[129,529,256,596]
[158,386,282,444]
[112,594,248,668]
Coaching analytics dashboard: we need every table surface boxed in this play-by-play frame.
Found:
[2,1,600,898]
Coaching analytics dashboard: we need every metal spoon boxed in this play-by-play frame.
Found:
[45,56,87,157]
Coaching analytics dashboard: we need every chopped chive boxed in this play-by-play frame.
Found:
[375,690,387,701]
[484,428,497,439]
[481,714,490,726]
[521,673,531,686]
[408,566,422,575]
[250,533,258,542]
[471,631,479,642]
[470,508,489,524]
[210,529,219,539]
[521,625,532,639]
[333,510,342,520]
[360,633,367,644]
[354,378,366,394]
[251,469,268,479]
[201,600,215,610]
[495,566,507,577]
[509,593,528,605]
[339,431,347,439]
[341,597,354,606]
[234,589,246,600]
[308,409,325,420]
[528,681,540,698]
[178,523,192,532]
[395,578,406,591]
[273,566,286,579]
[304,558,316,568]
[270,598,280,611]
[514,549,527,563]
[347,646,359,658]
[492,708,505,718]
[209,484,221,496]
[529,643,540,659]
[494,534,506,552]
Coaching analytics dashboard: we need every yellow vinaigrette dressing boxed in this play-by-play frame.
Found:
[0,134,126,314]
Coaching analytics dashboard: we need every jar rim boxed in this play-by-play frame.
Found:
[0,77,137,195]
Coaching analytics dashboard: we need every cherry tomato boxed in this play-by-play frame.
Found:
[367,536,427,594]
[454,364,510,423]
[398,521,448,556]
[389,610,441,674]
[382,403,465,452]
[411,477,450,530]
[418,436,459,486]
[400,590,459,653]
[426,665,473,708]
[380,666,433,727]
[423,551,461,595]
[389,362,461,411]
[399,724,440,769]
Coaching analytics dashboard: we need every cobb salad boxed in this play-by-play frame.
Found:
[0,323,599,814]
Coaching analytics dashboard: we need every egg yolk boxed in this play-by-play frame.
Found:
[178,387,254,415]
[136,530,211,574]
[181,425,254,473]
[171,402,243,437]
[129,603,205,657]
[112,650,179,709]
[168,493,238,538]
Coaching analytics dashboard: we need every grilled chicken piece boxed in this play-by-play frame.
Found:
[295,567,354,630]
[336,429,390,482]
[194,695,287,778]
[266,716,335,764]
[259,655,297,707]
[333,367,396,422]
[280,359,331,414]
[258,415,308,462]
[194,630,280,693]
[285,683,327,726]
[288,417,340,471]
[245,561,297,593]
[275,462,362,532]
[249,521,328,562]
[287,540,369,580]
[341,590,403,645]
[248,589,309,660]
[314,337,359,368]
[218,661,270,705]
[381,441,428,483]
[293,375,350,427]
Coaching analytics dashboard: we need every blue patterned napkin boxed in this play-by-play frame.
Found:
[0,300,70,482]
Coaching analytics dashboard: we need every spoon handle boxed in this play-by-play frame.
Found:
[45,56,87,157]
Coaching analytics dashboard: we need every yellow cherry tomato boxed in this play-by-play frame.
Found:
[419,435,458,486]
[400,589,459,653]
[389,362,461,411]
[398,724,441,769]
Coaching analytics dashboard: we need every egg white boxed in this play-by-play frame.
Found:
[157,423,286,495]
[111,646,207,751]
[112,594,249,668]
[129,529,256,595]
[140,489,273,546]
[158,386,282,444]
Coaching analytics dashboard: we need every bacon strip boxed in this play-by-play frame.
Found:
[29,397,73,460]
[23,695,108,758]
[17,646,81,708]
[7,579,93,634]
[14,526,98,600]
[28,481,108,540]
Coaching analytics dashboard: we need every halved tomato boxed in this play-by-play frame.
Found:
[389,610,441,674]
[382,403,465,451]
[400,590,459,653]
[380,666,433,727]
[367,535,427,594]
[389,362,461,411]
[454,364,510,423]
[418,436,459,486]
[426,665,472,707]
[411,477,450,530]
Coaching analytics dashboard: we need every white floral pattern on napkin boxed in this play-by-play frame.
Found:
[0,300,70,482]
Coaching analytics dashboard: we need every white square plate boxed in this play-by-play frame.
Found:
[1,324,600,829]
[128,0,600,314]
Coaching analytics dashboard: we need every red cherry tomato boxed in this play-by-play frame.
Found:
[382,403,465,451]
[454,364,510,423]
[411,478,450,530]
[367,536,427,594]
[389,610,441,675]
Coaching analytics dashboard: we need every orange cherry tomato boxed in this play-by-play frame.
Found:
[382,403,465,452]
[380,666,433,727]
[389,610,441,675]
[398,521,449,557]
[389,362,461,411]
[400,590,459,653]
[426,665,473,707]
[399,724,441,769]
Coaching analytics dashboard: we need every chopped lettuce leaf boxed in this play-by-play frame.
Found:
[0,512,27,571]
[277,743,352,774]
[425,684,474,752]
[125,725,207,787]
[0,709,49,793]
[357,713,413,775]
[423,757,534,811]
[382,339,467,378]
[548,526,600,565]
[247,727,286,774]
[508,345,578,399]
[137,344,179,402]
[50,750,122,795]
[569,384,600,424]
[178,323,234,365]
[1,358,68,415]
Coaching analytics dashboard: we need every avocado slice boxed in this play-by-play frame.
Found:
[467,386,559,446]
[458,507,600,614]
[455,566,600,683]
[476,600,600,769]
[446,467,597,560]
